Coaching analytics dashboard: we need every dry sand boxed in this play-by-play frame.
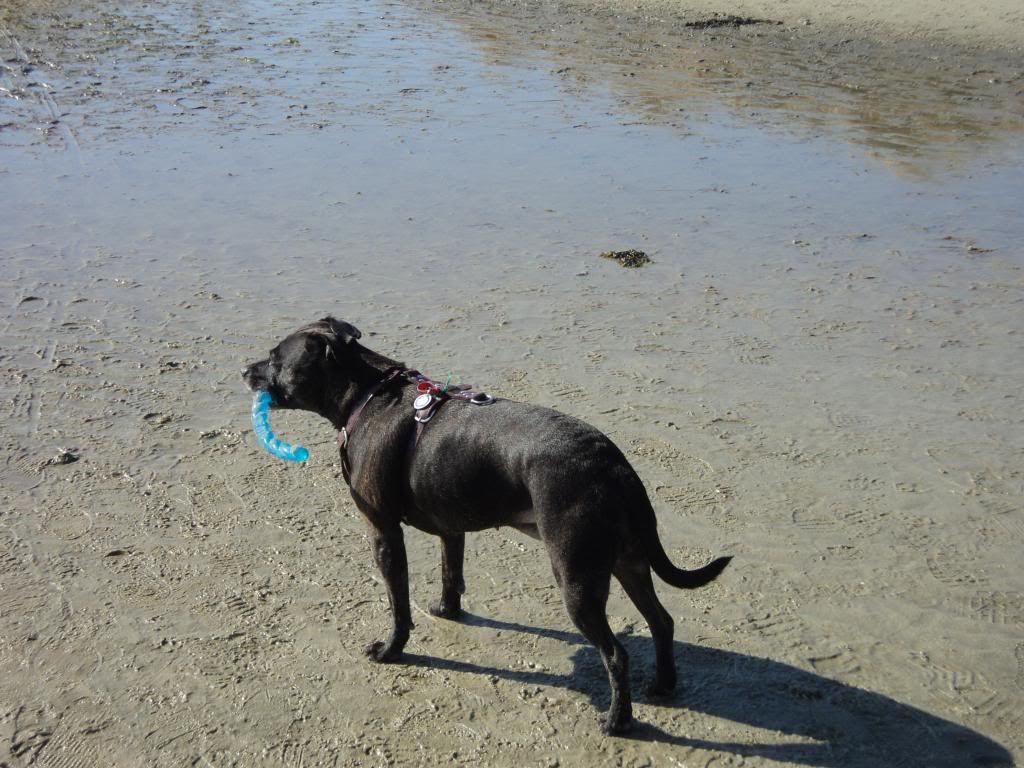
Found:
[2,0,1023,766]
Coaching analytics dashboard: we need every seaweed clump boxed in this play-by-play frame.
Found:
[600,249,652,268]
[684,14,782,28]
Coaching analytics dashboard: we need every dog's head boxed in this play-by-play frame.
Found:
[242,317,362,413]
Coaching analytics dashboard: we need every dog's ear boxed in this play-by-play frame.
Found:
[321,317,362,345]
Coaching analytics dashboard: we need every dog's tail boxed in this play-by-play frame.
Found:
[643,509,731,588]
[652,552,732,589]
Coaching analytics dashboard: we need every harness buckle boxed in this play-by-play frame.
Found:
[414,393,443,423]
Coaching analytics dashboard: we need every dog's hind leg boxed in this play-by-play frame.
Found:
[429,533,465,620]
[614,561,676,696]
[553,561,632,734]
[364,522,413,662]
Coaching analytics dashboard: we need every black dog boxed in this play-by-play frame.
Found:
[243,317,730,734]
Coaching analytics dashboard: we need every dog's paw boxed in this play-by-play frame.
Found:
[363,640,401,663]
[428,598,463,620]
[597,711,633,736]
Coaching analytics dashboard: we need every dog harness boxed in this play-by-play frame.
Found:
[337,367,494,477]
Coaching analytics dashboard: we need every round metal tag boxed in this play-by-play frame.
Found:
[413,393,433,410]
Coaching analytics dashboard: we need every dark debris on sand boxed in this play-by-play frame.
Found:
[600,249,652,268]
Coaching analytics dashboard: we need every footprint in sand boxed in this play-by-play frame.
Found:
[963,590,1024,627]
[790,508,836,531]
[925,547,988,587]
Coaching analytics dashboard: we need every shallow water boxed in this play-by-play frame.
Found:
[2,0,1023,764]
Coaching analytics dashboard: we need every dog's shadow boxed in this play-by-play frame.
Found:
[402,613,1014,767]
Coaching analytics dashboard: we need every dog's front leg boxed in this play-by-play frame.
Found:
[364,522,412,662]
[429,533,465,619]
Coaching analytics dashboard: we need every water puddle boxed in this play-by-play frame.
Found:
[4,0,1023,285]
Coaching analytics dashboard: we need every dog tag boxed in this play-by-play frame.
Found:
[413,393,433,410]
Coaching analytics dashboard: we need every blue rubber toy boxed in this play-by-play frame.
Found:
[251,391,309,462]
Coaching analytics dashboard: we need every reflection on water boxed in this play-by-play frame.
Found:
[3,0,1022,179]
[417,0,1024,177]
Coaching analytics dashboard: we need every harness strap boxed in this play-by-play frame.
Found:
[337,366,411,477]
[337,367,495,479]
[407,376,494,452]
[409,376,494,423]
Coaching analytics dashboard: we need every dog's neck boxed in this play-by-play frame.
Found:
[325,347,406,430]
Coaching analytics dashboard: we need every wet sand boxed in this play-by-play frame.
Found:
[2,0,1023,765]
[510,0,1024,50]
